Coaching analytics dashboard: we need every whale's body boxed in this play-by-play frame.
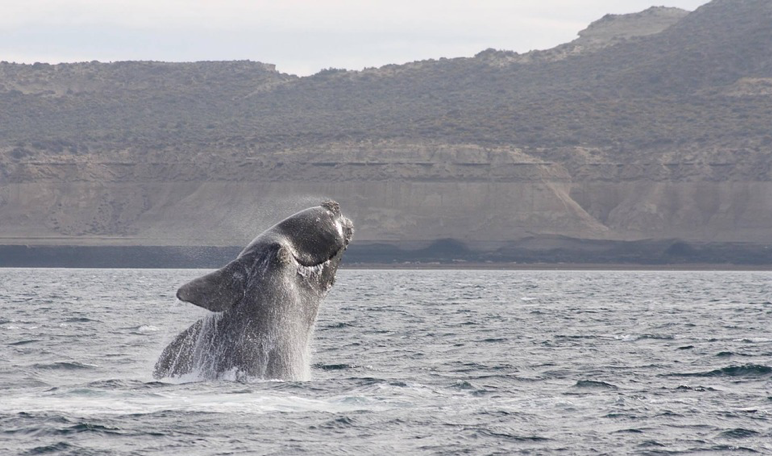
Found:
[153,201,353,381]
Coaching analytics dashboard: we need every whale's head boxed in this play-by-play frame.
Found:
[272,200,354,270]
[176,201,353,312]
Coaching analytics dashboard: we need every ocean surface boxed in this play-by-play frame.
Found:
[1,268,771,455]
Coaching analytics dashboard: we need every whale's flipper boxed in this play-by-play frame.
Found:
[177,260,248,311]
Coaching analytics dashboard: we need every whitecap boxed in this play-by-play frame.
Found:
[137,325,160,333]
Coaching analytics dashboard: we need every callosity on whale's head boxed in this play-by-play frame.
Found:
[175,200,354,312]
[247,199,354,268]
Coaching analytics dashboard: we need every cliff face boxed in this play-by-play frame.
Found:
[3,142,771,247]
[1,0,771,250]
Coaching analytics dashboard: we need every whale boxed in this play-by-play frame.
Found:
[153,200,354,381]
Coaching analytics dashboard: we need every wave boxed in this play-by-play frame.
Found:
[320,321,355,330]
[317,416,355,430]
[574,380,618,389]
[131,325,160,334]
[675,385,717,392]
[718,428,760,439]
[452,380,478,390]
[612,428,644,434]
[54,422,123,436]
[614,334,676,342]
[8,339,42,346]
[23,442,74,455]
[31,362,97,370]
[84,379,169,390]
[665,364,772,378]
[473,429,550,442]
[716,351,754,358]
[313,363,355,371]
[64,317,99,323]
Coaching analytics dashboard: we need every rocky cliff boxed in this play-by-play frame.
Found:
[1,0,771,259]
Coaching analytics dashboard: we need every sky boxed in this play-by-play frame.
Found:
[3,0,710,76]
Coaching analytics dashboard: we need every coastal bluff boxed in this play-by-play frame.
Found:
[2,0,771,263]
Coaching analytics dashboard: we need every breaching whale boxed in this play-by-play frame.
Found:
[153,200,354,381]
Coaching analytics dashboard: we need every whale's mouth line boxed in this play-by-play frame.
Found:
[293,245,346,269]
[293,254,328,268]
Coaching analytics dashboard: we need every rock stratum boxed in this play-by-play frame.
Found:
[1,0,772,263]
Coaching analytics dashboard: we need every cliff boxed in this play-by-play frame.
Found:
[1,0,771,261]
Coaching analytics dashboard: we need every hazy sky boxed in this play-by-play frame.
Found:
[3,0,709,76]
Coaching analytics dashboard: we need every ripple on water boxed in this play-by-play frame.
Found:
[718,428,761,439]
[313,363,354,371]
[64,317,98,323]
[126,325,160,334]
[665,364,772,378]
[573,380,619,389]
[8,340,42,346]
[23,441,75,455]
[31,362,97,371]
[84,379,170,390]
[674,385,718,392]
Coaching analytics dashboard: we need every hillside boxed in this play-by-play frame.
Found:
[1,0,771,263]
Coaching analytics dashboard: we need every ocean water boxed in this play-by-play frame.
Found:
[1,268,771,455]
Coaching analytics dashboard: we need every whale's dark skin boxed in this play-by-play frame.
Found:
[153,201,354,381]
